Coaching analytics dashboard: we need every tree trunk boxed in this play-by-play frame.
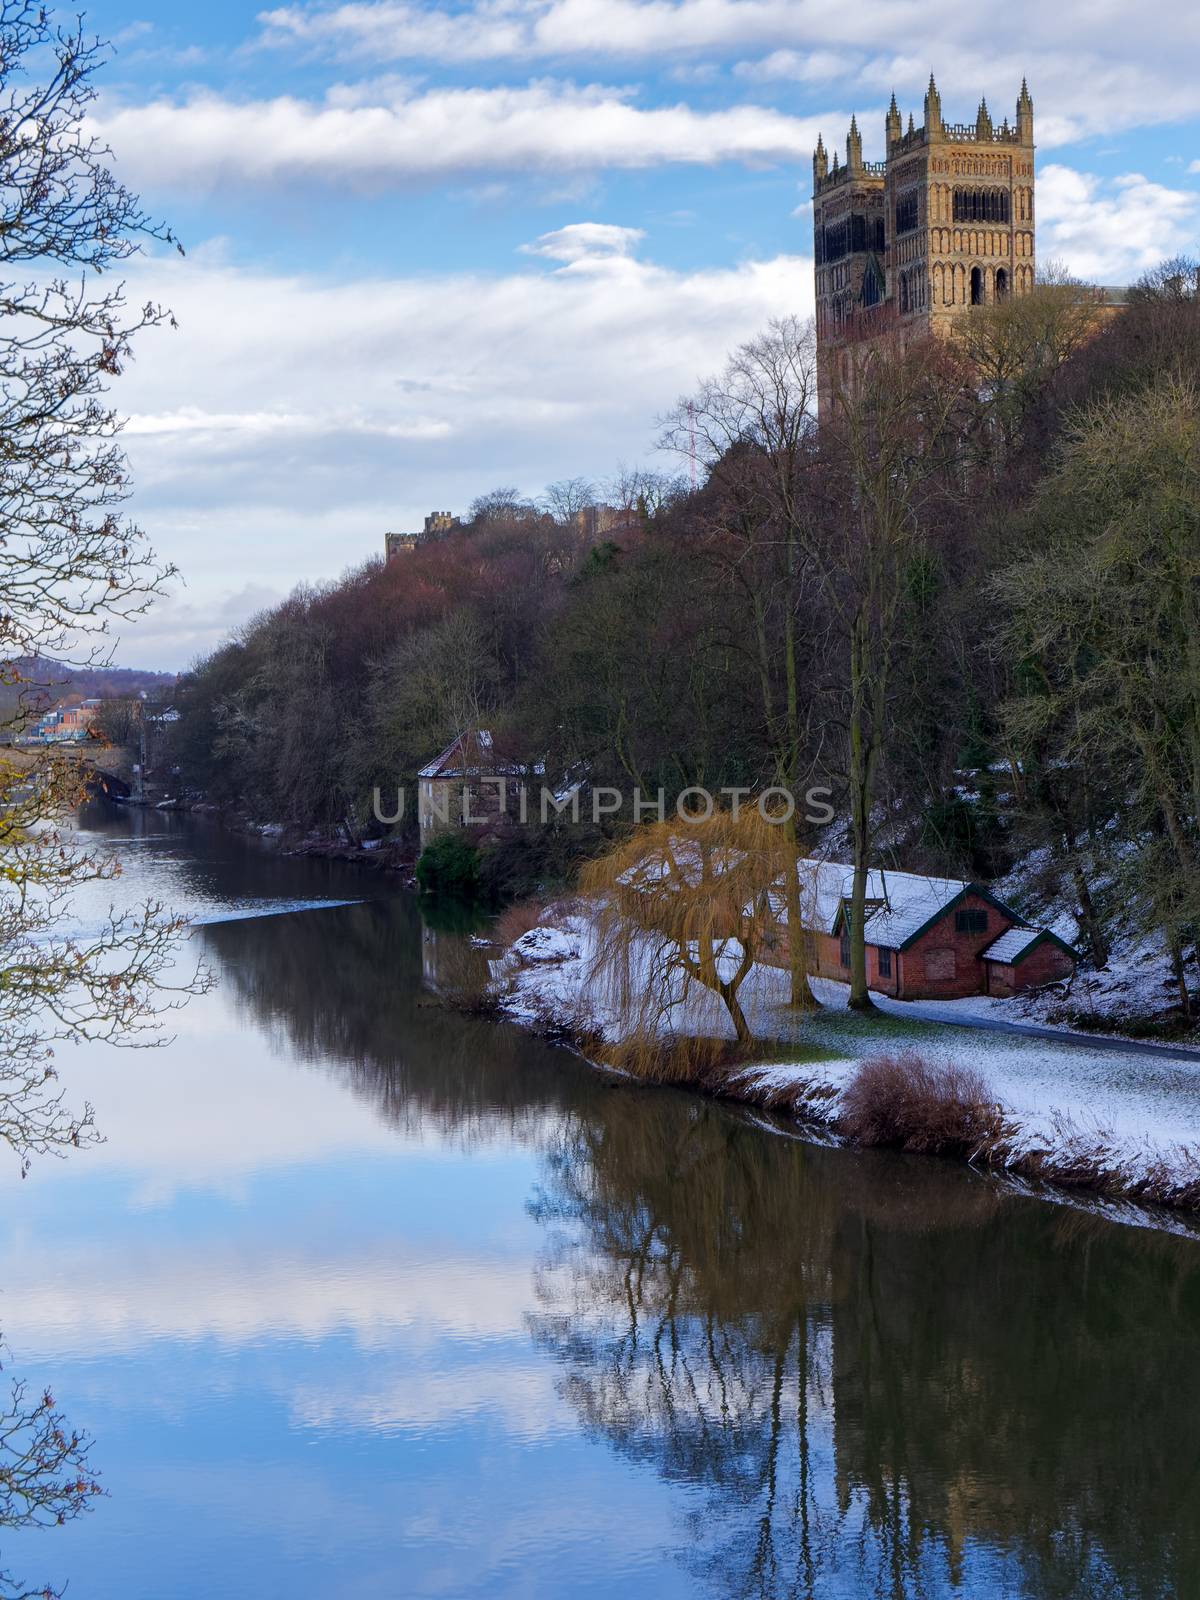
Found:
[1169,929,1191,1015]
[782,812,820,1011]
[847,611,876,1012]
[721,984,754,1046]
[1066,839,1108,969]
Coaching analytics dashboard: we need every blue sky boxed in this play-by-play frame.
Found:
[76,0,1200,667]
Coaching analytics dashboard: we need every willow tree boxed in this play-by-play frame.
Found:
[580,808,811,1072]
[0,0,199,1174]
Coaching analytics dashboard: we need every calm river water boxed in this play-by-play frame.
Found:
[2,807,1199,1599]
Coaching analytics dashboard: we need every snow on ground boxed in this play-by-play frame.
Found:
[985,844,1189,1028]
[491,910,1200,1197]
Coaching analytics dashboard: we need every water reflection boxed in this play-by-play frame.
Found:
[2,815,1198,1598]
[531,1094,1200,1598]
[202,874,1200,1599]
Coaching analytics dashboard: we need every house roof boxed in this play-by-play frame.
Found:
[797,858,1020,951]
[418,728,539,780]
[982,925,1076,964]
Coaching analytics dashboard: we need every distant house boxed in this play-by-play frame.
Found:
[788,859,1075,1000]
[417,729,541,847]
[25,698,101,744]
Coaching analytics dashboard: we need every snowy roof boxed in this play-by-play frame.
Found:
[981,926,1040,963]
[982,925,1075,964]
[796,858,1019,951]
[418,728,534,780]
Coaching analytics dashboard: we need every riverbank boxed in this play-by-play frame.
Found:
[488,908,1200,1217]
[120,790,422,880]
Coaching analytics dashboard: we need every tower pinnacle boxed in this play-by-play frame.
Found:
[1016,77,1033,141]
[885,92,901,147]
[846,113,863,170]
[924,73,943,136]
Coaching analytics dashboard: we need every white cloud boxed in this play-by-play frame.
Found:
[1190,159,1200,174]
[735,49,857,84]
[1037,165,1200,282]
[101,237,810,666]
[1,1238,536,1354]
[520,220,646,260]
[255,0,1200,144]
[90,82,833,191]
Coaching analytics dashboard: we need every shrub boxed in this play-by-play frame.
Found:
[416,834,480,898]
[837,1051,1007,1156]
[494,897,548,949]
[477,825,610,904]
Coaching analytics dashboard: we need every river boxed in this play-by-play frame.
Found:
[1,807,1198,1599]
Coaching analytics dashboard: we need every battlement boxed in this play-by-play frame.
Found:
[940,123,1023,143]
[814,159,886,196]
[813,76,1034,192]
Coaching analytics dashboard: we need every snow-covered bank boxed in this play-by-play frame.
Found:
[490,910,1200,1215]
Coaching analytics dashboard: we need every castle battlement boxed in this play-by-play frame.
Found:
[945,124,1020,143]
[812,75,1036,410]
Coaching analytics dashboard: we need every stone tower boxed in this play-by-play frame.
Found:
[813,77,1035,408]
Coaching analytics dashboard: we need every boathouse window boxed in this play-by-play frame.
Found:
[955,908,989,934]
[840,931,851,968]
[877,948,892,977]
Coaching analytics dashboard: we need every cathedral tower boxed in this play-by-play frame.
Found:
[813,77,1036,408]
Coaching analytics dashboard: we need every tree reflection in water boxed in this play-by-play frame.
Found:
[532,1093,1200,1599]
[0,1342,99,1600]
[205,896,1200,1600]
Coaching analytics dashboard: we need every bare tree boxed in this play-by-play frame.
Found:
[0,1,205,1173]
[817,331,975,1008]
[952,268,1104,460]
[661,317,825,1009]
[604,463,687,521]
[468,486,536,524]
[0,1338,102,1599]
[540,476,596,523]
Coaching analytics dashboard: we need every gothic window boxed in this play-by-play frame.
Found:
[823,219,849,263]
[861,256,884,308]
[995,266,1009,300]
[953,187,1011,225]
[872,217,885,252]
[895,190,918,236]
